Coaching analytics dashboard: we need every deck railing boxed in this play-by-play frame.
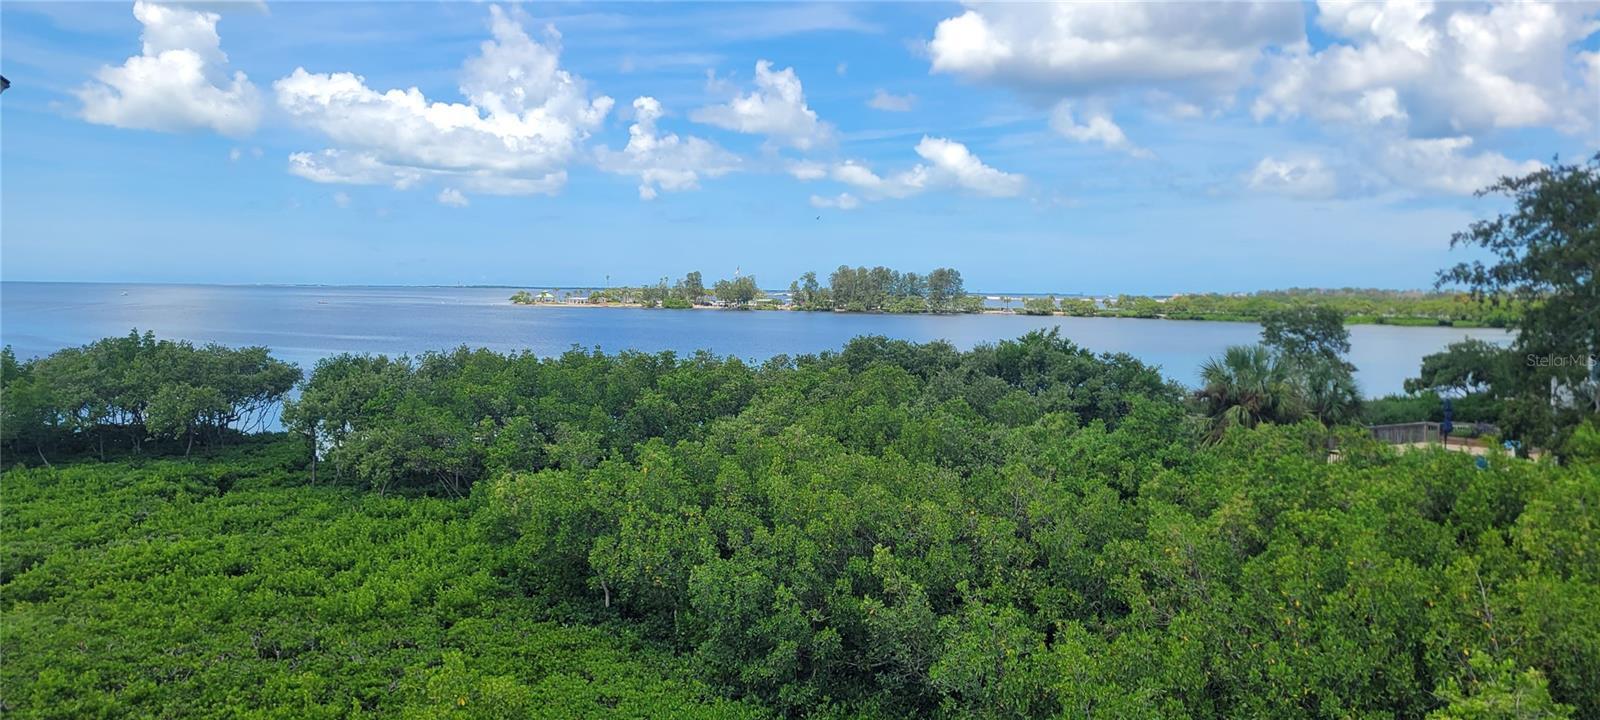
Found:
[1367,421,1499,445]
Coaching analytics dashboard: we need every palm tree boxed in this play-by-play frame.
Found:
[1294,357,1362,426]
[1195,344,1304,441]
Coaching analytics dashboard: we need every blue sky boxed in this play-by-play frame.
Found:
[2,1,1596,293]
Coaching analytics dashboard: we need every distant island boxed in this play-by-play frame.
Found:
[511,267,1520,328]
[512,266,982,313]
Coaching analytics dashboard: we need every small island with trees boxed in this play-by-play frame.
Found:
[510,266,983,313]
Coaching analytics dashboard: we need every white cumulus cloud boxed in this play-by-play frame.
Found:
[287,149,425,189]
[1376,136,1541,196]
[910,137,1026,197]
[867,89,915,112]
[77,0,262,136]
[1049,103,1152,158]
[828,137,1024,203]
[437,188,469,207]
[275,5,613,199]
[927,2,1303,102]
[691,60,832,149]
[787,160,828,181]
[1254,1,1600,136]
[596,96,741,200]
[810,193,861,210]
[1246,155,1341,199]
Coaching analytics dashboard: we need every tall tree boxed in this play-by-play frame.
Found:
[1438,153,1600,450]
[678,271,705,304]
[1404,339,1512,397]
[926,268,964,312]
[1260,306,1351,369]
[898,272,926,298]
[867,266,897,310]
[799,271,821,308]
[714,276,759,307]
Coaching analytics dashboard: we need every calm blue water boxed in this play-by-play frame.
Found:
[1,282,1512,396]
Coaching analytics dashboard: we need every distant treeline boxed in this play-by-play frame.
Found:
[512,271,767,309]
[1160,288,1524,326]
[1015,289,1523,327]
[516,276,1520,326]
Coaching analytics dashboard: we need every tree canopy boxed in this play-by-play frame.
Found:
[790,265,973,313]
[7,330,1595,719]
[1,332,299,461]
[712,275,761,307]
[1195,310,1361,440]
[1438,154,1600,452]
[1260,306,1351,369]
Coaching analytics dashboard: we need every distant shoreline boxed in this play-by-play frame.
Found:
[504,300,1499,328]
[0,280,1507,329]
[0,280,1472,298]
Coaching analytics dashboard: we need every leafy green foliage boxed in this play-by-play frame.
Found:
[1107,294,1162,318]
[1429,653,1573,720]
[713,276,761,307]
[1160,288,1524,327]
[1196,344,1304,436]
[1362,391,1504,428]
[1407,340,1515,397]
[1438,153,1600,454]
[1366,340,1520,431]
[512,271,718,308]
[1196,314,1361,439]
[0,441,763,719]
[6,331,1597,719]
[468,331,1595,718]
[1260,306,1351,369]
[0,332,299,462]
[283,346,759,495]
[482,393,1597,717]
[790,265,973,313]
[1019,296,1058,316]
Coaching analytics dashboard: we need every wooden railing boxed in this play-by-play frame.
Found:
[1368,421,1499,445]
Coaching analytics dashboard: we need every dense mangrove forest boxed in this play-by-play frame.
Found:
[3,322,1597,718]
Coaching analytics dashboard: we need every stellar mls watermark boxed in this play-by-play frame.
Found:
[1525,353,1598,367]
